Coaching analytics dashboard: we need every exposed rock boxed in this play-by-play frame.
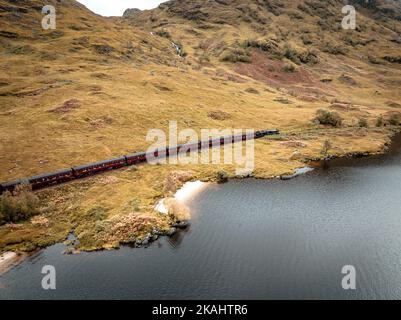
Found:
[93,44,114,55]
[383,56,401,64]
[141,234,151,246]
[338,74,358,86]
[216,170,229,183]
[320,77,333,83]
[386,101,401,108]
[382,111,401,125]
[153,83,172,92]
[207,110,231,120]
[173,221,190,229]
[0,31,19,38]
[280,174,294,181]
[167,227,177,236]
[298,95,319,102]
[49,99,81,113]
[245,87,259,94]
[280,141,307,148]
[290,151,302,161]
[123,8,142,19]
[274,97,294,104]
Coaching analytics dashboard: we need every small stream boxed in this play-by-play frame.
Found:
[1,133,401,300]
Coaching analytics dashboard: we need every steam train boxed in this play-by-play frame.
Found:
[0,129,279,193]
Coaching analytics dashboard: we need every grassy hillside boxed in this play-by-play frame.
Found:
[0,0,400,252]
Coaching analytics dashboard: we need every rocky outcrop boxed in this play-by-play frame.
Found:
[123,8,141,19]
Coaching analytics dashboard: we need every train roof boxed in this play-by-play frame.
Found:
[125,151,147,158]
[1,179,24,188]
[73,156,126,170]
[28,168,73,181]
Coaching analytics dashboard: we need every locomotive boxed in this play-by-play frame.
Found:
[0,129,279,194]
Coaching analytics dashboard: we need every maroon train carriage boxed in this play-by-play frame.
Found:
[150,148,169,159]
[29,168,75,190]
[125,152,147,166]
[1,179,24,194]
[72,156,127,178]
[178,141,200,155]
[167,146,180,157]
[0,169,75,193]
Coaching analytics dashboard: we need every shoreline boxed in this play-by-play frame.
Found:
[0,251,28,276]
[0,129,400,267]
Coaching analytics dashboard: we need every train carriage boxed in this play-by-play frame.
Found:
[125,152,147,166]
[29,168,74,190]
[167,146,180,157]
[148,147,169,159]
[0,179,24,193]
[72,156,127,178]
[178,141,199,155]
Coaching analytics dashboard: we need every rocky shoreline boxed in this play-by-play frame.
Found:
[134,220,191,248]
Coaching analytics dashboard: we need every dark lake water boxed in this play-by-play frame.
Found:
[1,133,401,300]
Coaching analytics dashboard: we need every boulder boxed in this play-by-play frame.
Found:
[290,151,302,161]
[173,221,190,229]
[123,8,141,19]
[167,227,177,236]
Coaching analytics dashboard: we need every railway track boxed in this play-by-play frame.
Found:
[0,129,279,194]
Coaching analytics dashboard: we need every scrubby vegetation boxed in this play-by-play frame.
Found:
[216,171,229,183]
[376,116,384,127]
[383,56,401,64]
[389,113,401,126]
[375,114,401,127]
[242,38,281,57]
[220,47,251,63]
[155,29,171,39]
[0,185,40,225]
[282,44,319,64]
[321,139,332,156]
[282,63,296,73]
[358,118,368,128]
[321,42,347,55]
[314,109,343,127]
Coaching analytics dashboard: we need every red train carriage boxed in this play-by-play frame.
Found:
[72,157,127,178]
[1,179,24,193]
[167,146,179,157]
[125,152,147,166]
[29,168,74,190]
[178,142,200,155]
